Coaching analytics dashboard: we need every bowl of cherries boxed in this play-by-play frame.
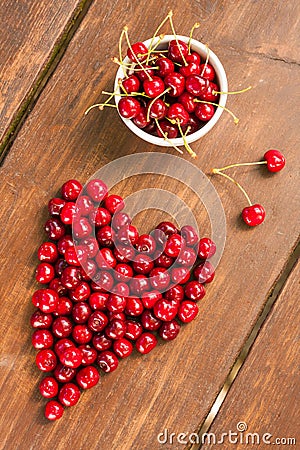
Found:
[113,22,228,157]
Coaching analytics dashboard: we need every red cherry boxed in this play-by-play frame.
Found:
[89,292,108,310]
[264,149,286,172]
[136,65,156,82]
[181,225,199,246]
[86,179,108,202]
[154,253,174,268]
[32,329,54,349]
[178,92,196,113]
[60,348,82,369]
[111,212,132,230]
[125,297,144,316]
[143,76,165,98]
[61,266,82,289]
[167,103,189,126]
[48,198,66,217]
[141,309,162,331]
[90,207,111,227]
[72,324,92,344]
[164,233,184,257]
[141,290,162,309]
[186,75,209,97]
[79,344,97,365]
[53,363,76,383]
[36,349,57,372]
[136,234,156,254]
[177,300,198,323]
[114,263,134,281]
[60,202,77,225]
[30,310,53,329]
[156,221,178,236]
[164,72,185,97]
[194,261,215,283]
[54,296,73,316]
[117,224,139,246]
[127,41,148,62]
[199,81,219,102]
[39,376,58,398]
[199,63,216,81]
[113,338,133,358]
[121,75,140,93]
[38,242,58,263]
[57,234,73,255]
[153,299,178,322]
[198,238,216,259]
[195,103,215,121]
[147,98,167,119]
[61,179,82,201]
[44,400,64,420]
[44,218,66,241]
[242,204,266,227]
[35,263,55,284]
[168,39,189,63]
[73,216,92,239]
[133,107,151,128]
[106,294,126,313]
[103,194,124,214]
[92,332,112,351]
[76,366,100,389]
[135,332,157,354]
[180,62,200,77]
[130,274,150,297]
[184,280,206,301]
[150,267,170,291]
[156,57,175,77]
[171,267,191,285]
[118,97,141,119]
[182,114,201,134]
[52,316,73,339]
[54,338,75,358]
[165,285,184,303]
[32,288,58,313]
[186,52,201,65]
[76,195,94,216]
[159,320,180,340]
[124,320,143,340]
[133,254,154,274]
[156,120,178,139]
[97,350,119,372]
[105,319,126,340]
[58,383,81,407]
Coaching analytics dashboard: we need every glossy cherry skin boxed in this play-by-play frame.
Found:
[57,234,73,255]
[86,179,108,202]
[105,319,126,340]
[96,248,116,269]
[54,363,76,384]
[76,366,100,389]
[141,309,162,331]
[136,332,158,354]
[182,114,201,134]
[133,107,151,129]
[54,338,74,358]
[59,383,81,407]
[97,225,115,248]
[164,72,185,97]
[171,267,191,285]
[60,347,82,369]
[113,338,133,358]
[125,320,143,340]
[133,254,154,274]
[106,294,126,313]
[137,65,156,82]
[242,204,266,227]
[164,233,185,257]
[104,194,124,214]
[61,266,82,289]
[61,179,82,201]
[54,296,73,316]
[168,39,189,63]
[200,63,216,81]
[44,400,64,420]
[143,76,165,98]
[79,345,98,365]
[156,221,178,236]
[32,289,58,314]
[159,320,180,340]
[264,149,285,172]
[165,285,184,303]
[186,75,209,97]
[156,120,178,139]
[30,310,53,329]
[156,57,174,77]
[118,97,141,119]
[147,99,167,120]
[52,316,73,339]
[121,75,140,93]
[125,297,144,316]
[69,281,91,303]
[60,202,77,225]
[72,300,92,323]
[117,224,139,246]
[89,292,108,310]
[36,349,57,372]
[49,279,68,297]
[195,103,215,121]
[72,324,93,344]
[92,270,114,292]
[194,261,215,283]
[90,207,111,227]
[198,238,216,259]
[48,197,66,217]
[150,267,170,291]
[97,350,119,372]
[178,92,196,113]
[186,52,201,65]
[93,332,112,351]
[177,300,199,323]
[180,62,200,77]
[184,280,206,301]
[38,242,58,263]
[154,253,174,268]
[141,290,162,309]
[87,310,109,332]
[32,329,54,349]
[35,263,55,284]
[73,217,92,239]
[167,103,189,126]
[76,195,94,216]
[181,225,199,246]
[177,247,197,267]
[39,376,59,398]
[199,81,219,102]
[153,299,178,322]
[127,41,148,62]
[44,218,66,241]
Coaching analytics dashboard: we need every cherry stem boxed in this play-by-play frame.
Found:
[123,27,153,80]
[216,161,267,172]
[118,79,128,95]
[146,87,171,122]
[194,99,239,124]
[188,22,200,53]
[212,86,252,95]
[145,34,166,63]
[200,44,210,77]
[168,11,188,66]
[113,58,159,72]
[146,11,171,64]
[155,119,183,154]
[102,90,151,99]
[212,169,252,206]
[118,29,127,78]
[177,120,197,158]
[85,103,117,114]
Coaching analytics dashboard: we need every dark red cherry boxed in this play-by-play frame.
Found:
[180,62,200,77]
[156,221,178,236]
[171,266,191,285]
[184,280,206,301]
[178,92,196,113]
[38,242,58,263]
[141,290,162,309]
[177,300,198,323]
[133,107,151,129]
[242,204,266,227]
[156,120,178,139]
[96,225,115,248]
[181,114,201,134]
[127,41,148,62]
[76,366,100,389]
[39,376,59,398]
[121,75,140,93]
[199,63,216,81]
[73,217,92,239]
[149,267,170,291]
[89,207,111,227]
[113,338,133,358]
[125,320,143,340]
[164,233,184,258]
[195,103,215,121]
[198,238,216,259]
[118,97,141,119]
[48,198,66,217]
[61,179,82,201]
[181,225,199,246]
[186,52,201,65]
[44,218,66,241]
[159,319,180,340]
[97,350,119,372]
[194,261,215,283]
[164,72,185,97]
[153,298,178,322]
[58,383,81,407]
[168,39,189,63]
[44,400,64,420]
[79,345,98,366]
[103,194,124,214]
[156,57,175,77]
[136,65,155,82]
[130,275,150,296]
[135,332,157,354]
[147,98,167,119]
[167,103,189,126]
[76,195,94,216]
[143,76,165,98]
[199,81,219,102]
[86,179,108,202]
[186,75,209,97]
[133,254,154,274]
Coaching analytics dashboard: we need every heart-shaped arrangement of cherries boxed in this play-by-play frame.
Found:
[31,178,217,420]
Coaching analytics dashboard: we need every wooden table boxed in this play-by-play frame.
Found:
[0,1,299,449]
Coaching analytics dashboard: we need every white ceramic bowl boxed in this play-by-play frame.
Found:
[114,35,228,146]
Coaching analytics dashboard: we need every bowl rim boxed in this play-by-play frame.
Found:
[114,34,228,146]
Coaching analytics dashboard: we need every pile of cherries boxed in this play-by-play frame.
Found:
[116,37,220,140]
[31,178,217,420]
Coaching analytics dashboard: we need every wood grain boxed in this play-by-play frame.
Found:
[0,0,82,143]
[0,1,299,449]
[201,261,300,449]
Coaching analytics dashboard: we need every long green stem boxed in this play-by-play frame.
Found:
[168,12,188,66]
[146,12,171,64]
[146,87,171,122]
[124,27,152,80]
[212,86,252,95]
[217,161,267,172]
[118,28,127,78]
[212,169,252,206]
[155,119,183,154]
[194,99,239,124]
[177,120,197,158]
[188,22,200,53]
[200,44,210,77]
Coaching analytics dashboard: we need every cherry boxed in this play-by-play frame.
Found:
[113,338,133,358]
[186,52,201,65]
[36,349,57,372]
[159,320,180,340]
[141,309,162,331]
[60,347,82,369]
[178,92,196,113]
[39,376,59,398]
[38,242,58,263]
[195,103,215,121]
[177,300,198,323]
[61,179,82,201]
[200,63,215,81]
[164,233,184,257]
[136,65,156,82]
[133,107,151,128]
[164,72,185,97]
[150,267,170,291]
[156,57,175,77]
[49,280,68,298]
[97,225,115,248]
[96,248,116,269]
[72,324,93,344]
[35,263,55,284]
[76,366,100,389]
[165,285,184,303]
[156,221,178,236]
[264,149,285,172]
[54,258,68,276]
[156,119,178,139]
[153,299,178,322]
[54,296,73,316]
[167,103,189,126]
[184,280,206,301]
[114,263,133,282]
[90,207,111,227]
[32,329,54,349]
[121,75,140,93]
[44,218,66,240]
[106,294,126,313]
[242,204,266,227]
[76,195,94,216]
[133,254,154,274]
[61,266,82,289]
[52,316,73,338]
[136,332,157,354]
[168,39,189,63]
[93,270,114,292]
[127,41,148,62]
[194,261,215,283]
[54,363,76,383]
[44,400,64,420]
[97,350,119,372]
[60,202,77,225]
[199,81,219,102]
[48,197,66,217]
[198,238,216,259]
[141,290,162,309]
[125,320,143,340]
[54,338,74,358]
[30,310,53,329]
[117,224,139,246]
[111,211,132,230]
[154,253,174,268]
[144,76,165,98]
[181,225,199,246]
[86,179,108,202]
[79,345,98,365]
[171,266,191,284]
[73,217,92,239]
[59,383,81,407]
[104,194,124,214]
[105,319,126,340]
[180,62,200,77]
[182,115,201,134]
[32,289,58,314]
[93,332,112,351]
[185,75,208,97]
[57,234,74,255]
[118,96,141,118]
[125,297,144,316]
[72,302,92,323]
[147,99,167,120]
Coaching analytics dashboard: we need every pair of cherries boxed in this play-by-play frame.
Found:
[31,178,217,420]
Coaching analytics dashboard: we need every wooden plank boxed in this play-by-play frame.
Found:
[0,1,299,449]
[201,261,300,449]
[0,0,83,144]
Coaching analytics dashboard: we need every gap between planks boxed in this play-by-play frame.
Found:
[187,236,300,450]
[0,0,94,165]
